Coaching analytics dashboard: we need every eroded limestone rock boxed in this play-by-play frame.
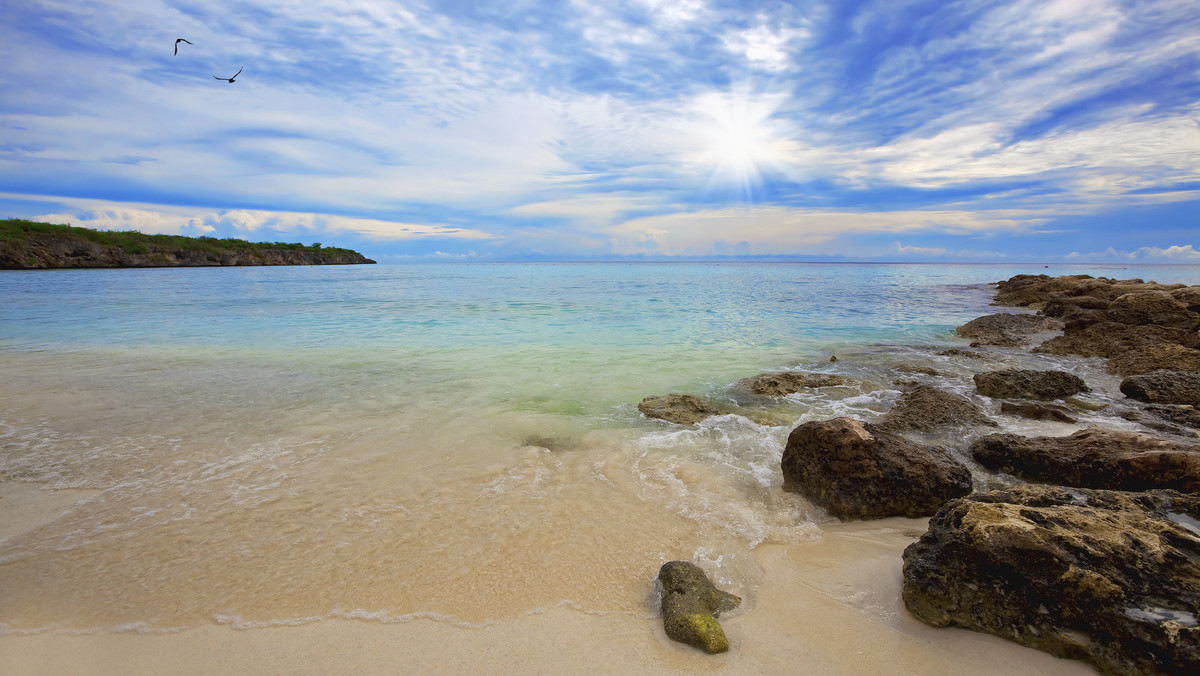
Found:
[781,417,973,519]
[880,385,997,433]
[902,484,1200,676]
[971,429,1200,493]
[1121,370,1200,406]
[734,371,845,397]
[638,394,726,425]
[658,561,740,654]
[974,368,1089,400]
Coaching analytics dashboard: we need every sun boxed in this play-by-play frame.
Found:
[690,88,791,198]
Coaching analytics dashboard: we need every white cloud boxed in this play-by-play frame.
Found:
[1067,244,1200,261]
[9,193,495,242]
[605,206,1053,256]
[722,22,809,72]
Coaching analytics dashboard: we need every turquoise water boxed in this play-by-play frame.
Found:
[1,262,1197,632]
[10,262,1185,409]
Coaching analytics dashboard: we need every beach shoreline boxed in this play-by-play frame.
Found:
[5,265,1199,673]
[0,495,1091,675]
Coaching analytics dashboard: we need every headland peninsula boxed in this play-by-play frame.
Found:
[0,219,375,269]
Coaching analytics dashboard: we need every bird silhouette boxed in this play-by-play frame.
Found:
[214,66,243,83]
[174,38,192,55]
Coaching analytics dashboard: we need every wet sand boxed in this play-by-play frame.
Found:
[2,482,1093,675]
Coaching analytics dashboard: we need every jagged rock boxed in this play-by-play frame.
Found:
[735,371,845,397]
[638,394,726,425]
[1121,370,1200,406]
[1172,287,1200,308]
[902,484,1200,676]
[999,401,1078,423]
[1033,322,1186,359]
[880,385,997,432]
[971,429,1200,492]
[1108,291,1200,330]
[658,561,740,654]
[974,369,1089,400]
[1039,295,1111,318]
[781,417,973,519]
[956,313,1063,347]
[1107,344,1200,377]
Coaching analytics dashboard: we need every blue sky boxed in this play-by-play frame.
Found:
[1,0,1197,261]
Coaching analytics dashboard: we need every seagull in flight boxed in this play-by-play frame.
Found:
[213,66,243,83]
[174,38,192,55]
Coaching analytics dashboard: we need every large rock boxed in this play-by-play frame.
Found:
[1034,322,1187,359]
[973,369,1089,400]
[1039,295,1111,318]
[1107,290,1199,330]
[902,484,1200,676]
[781,417,973,519]
[1107,344,1200,377]
[956,313,1063,347]
[880,385,997,432]
[638,394,725,425]
[1121,370,1200,406]
[1172,286,1200,309]
[971,429,1200,492]
[735,371,845,397]
[658,561,740,654]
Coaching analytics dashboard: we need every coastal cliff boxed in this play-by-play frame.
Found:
[0,219,376,269]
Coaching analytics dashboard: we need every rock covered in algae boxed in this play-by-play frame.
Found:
[658,561,741,654]
[637,394,726,425]
[902,484,1200,676]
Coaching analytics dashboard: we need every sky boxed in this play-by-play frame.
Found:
[1,0,1198,262]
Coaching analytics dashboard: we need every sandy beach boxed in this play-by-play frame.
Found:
[1,480,1092,675]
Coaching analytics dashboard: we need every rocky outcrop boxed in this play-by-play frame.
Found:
[638,394,726,425]
[956,313,1063,347]
[781,417,973,519]
[971,429,1200,493]
[973,369,1089,400]
[1107,344,1200,377]
[986,274,1200,376]
[902,484,1200,676]
[1033,323,1187,360]
[734,371,845,397]
[1108,291,1200,330]
[1039,295,1111,318]
[880,385,997,432]
[658,561,740,654]
[999,401,1078,423]
[1121,370,1200,406]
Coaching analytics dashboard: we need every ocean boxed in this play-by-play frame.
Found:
[1,262,1197,644]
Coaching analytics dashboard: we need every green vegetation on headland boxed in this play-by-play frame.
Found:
[0,219,376,269]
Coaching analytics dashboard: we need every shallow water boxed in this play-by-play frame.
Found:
[1,262,1197,633]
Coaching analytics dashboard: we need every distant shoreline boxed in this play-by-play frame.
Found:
[0,219,375,269]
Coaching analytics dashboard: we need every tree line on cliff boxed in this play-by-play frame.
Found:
[0,219,375,269]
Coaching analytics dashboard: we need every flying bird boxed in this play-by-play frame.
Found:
[174,38,192,55]
[213,66,243,83]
